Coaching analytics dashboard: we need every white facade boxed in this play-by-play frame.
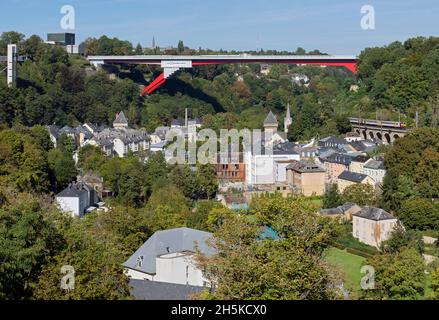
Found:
[353,216,398,248]
[56,194,88,217]
[245,152,300,186]
[363,166,386,184]
[125,252,207,287]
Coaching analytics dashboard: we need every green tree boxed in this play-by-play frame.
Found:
[341,184,377,207]
[47,149,78,190]
[196,164,218,200]
[77,145,107,172]
[58,133,76,155]
[186,200,223,231]
[195,196,341,300]
[362,247,426,300]
[33,214,131,300]
[178,40,185,54]
[0,191,64,299]
[323,184,343,209]
[398,198,439,230]
[381,225,424,254]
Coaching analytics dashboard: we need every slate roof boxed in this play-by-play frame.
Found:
[273,141,299,155]
[322,153,355,166]
[56,183,89,198]
[319,135,345,146]
[129,279,204,300]
[320,203,358,216]
[46,125,60,139]
[364,159,385,170]
[348,141,368,152]
[123,228,214,275]
[286,160,325,173]
[264,111,278,125]
[114,111,128,125]
[353,207,396,221]
[352,155,371,163]
[338,170,369,183]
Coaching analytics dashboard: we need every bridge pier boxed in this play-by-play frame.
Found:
[352,123,408,145]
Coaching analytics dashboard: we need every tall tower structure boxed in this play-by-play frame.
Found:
[7,44,17,88]
[284,103,292,133]
[263,111,278,132]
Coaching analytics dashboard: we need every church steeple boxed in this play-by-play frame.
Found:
[284,104,292,133]
[264,111,278,132]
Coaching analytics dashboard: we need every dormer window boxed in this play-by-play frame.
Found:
[136,255,144,268]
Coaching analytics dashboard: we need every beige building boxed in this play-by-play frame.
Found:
[337,171,375,193]
[286,160,326,196]
[353,207,399,248]
[320,153,354,184]
[349,155,370,174]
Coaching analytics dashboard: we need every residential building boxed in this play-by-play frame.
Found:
[150,126,170,144]
[84,111,150,158]
[349,155,371,174]
[123,228,214,287]
[56,182,98,217]
[216,152,246,182]
[337,170,375,192]
[319,203,362,222]
[318,136,346,149]
[260,64,270,75]
[286,160,326,196]
[320,153,355,183]
[47,125,60,148]
[291,73,310,86]
[345,132,363,142]
[245,142,300,186]
[353,207,399,247]
[363,158,386,184]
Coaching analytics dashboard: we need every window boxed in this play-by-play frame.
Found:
[136,255,144,268]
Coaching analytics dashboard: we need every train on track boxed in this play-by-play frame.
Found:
[349,118,407,129]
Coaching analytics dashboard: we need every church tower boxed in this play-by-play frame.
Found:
[264,111,278,132]
[284,104,292,133]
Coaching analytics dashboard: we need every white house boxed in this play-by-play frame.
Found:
[352,207,399,248]
[363,159,386,184]
[245,143,300,186]
[123,228,214,287]
[56,182,93,217]
[83,111,150,158]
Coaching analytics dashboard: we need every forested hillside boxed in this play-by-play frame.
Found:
[1,32,438,140]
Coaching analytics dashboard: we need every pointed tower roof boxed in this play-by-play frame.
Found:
[114,111,128,125]
[264,111,278,125]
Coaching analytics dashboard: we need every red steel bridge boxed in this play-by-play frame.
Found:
[87,54,358,96]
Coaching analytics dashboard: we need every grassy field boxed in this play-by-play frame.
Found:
[324,247,367,294]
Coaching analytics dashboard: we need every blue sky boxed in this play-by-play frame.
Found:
[1,0,438,54]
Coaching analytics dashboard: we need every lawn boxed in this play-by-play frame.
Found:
[324,247,367,294]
